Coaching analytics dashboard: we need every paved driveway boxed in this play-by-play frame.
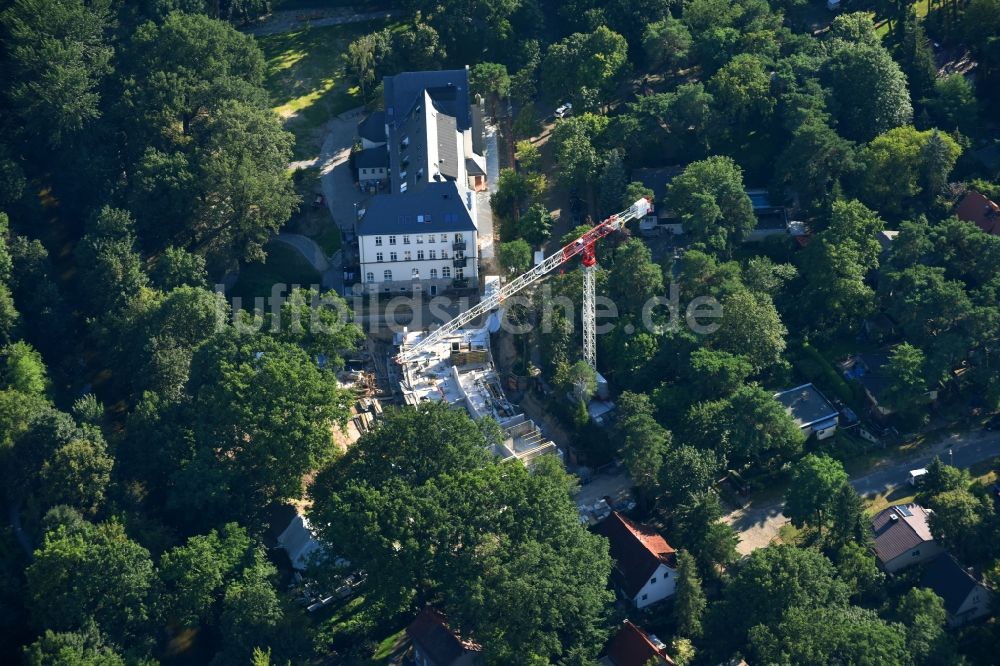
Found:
[319,106,367,235]
[724,429,1000,554]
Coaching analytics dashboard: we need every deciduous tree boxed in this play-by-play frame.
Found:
[542,26,629,109]
[665,157,755,254]
[785,454,849,530]
[26,521,155,648]
[825,43,912,142]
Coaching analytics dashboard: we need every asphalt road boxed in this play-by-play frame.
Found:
[724,428,1000,554]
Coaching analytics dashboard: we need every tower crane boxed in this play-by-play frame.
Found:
[395,197,653,366]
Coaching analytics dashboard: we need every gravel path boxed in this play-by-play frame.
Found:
[243,8,396,37]
[724,428,1000,554]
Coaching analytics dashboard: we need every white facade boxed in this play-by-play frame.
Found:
[633,562,677,609]
[950,584,992,627]
[359,228,478,294]
[359,165,387,183]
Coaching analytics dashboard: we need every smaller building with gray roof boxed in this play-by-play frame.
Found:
[774,383,839,440]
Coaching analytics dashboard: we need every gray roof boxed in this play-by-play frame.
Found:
[774,383,838,428]
[436,111,459,179]
[871,504,934,564]
[465,156,486,177]
[857,351,892,400]
[384,70,471,195]
[921,555,983,615]
[357,181,476,236]
[630,167,683,204]
[355,147,388,169]
[358,111,386,143]
[384,69,471,131]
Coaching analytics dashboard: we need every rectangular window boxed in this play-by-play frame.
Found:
[429,250,436,259]
[417,250,424,260]
[650,577,657,584]
[456,268,464,279]
[415,235,423,244]
[403,235,410,244]
[428,235,435,243]
[441,250,449,259]
[366,272,374,283]
[412,268,419,279]
[442,266,451,278]
[375,236,383,246]
[390,252,397,261]
[383,270,392,281]
[430,268,438,279]
[440,234,448,242]
[376,252,383,262]
[641,594,648,601]
[388,236,396,245]
[454,233,463,242]
[404,251,411,261]
[361,168,366,175]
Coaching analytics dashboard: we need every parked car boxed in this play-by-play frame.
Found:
[555,102,573,119]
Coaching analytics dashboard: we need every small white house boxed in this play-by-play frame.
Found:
[596,511,677,609]
[774,383,839,440]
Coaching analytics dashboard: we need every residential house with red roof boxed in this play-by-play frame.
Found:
[595,512,677,608]
[955,190,1000,236]
[598,620,676,666]
[871,503,942,573]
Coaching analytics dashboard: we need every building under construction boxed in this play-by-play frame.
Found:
[395,310,558,466]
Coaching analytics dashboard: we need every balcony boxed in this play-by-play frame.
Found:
[453,257,468,268]
[452,241,466,251]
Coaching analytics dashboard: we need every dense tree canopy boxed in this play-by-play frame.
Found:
[309,405,614,663]
[665,156,755,254]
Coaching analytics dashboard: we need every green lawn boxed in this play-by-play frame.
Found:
[255,20,393,159]
[230,241,321,306]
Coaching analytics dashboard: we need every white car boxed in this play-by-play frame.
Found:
[555,102,573,119]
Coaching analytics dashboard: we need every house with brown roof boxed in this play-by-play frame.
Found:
[407,607,481,666]
[955,190,1000,235]
[594,512,677,608]
[598,620,676,666]
[871,503,942,573]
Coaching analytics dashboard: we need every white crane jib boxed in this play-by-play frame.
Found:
[394,197,653,365]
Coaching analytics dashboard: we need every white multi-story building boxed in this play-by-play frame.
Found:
[358,181,477,295]
[355,69,487,294]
